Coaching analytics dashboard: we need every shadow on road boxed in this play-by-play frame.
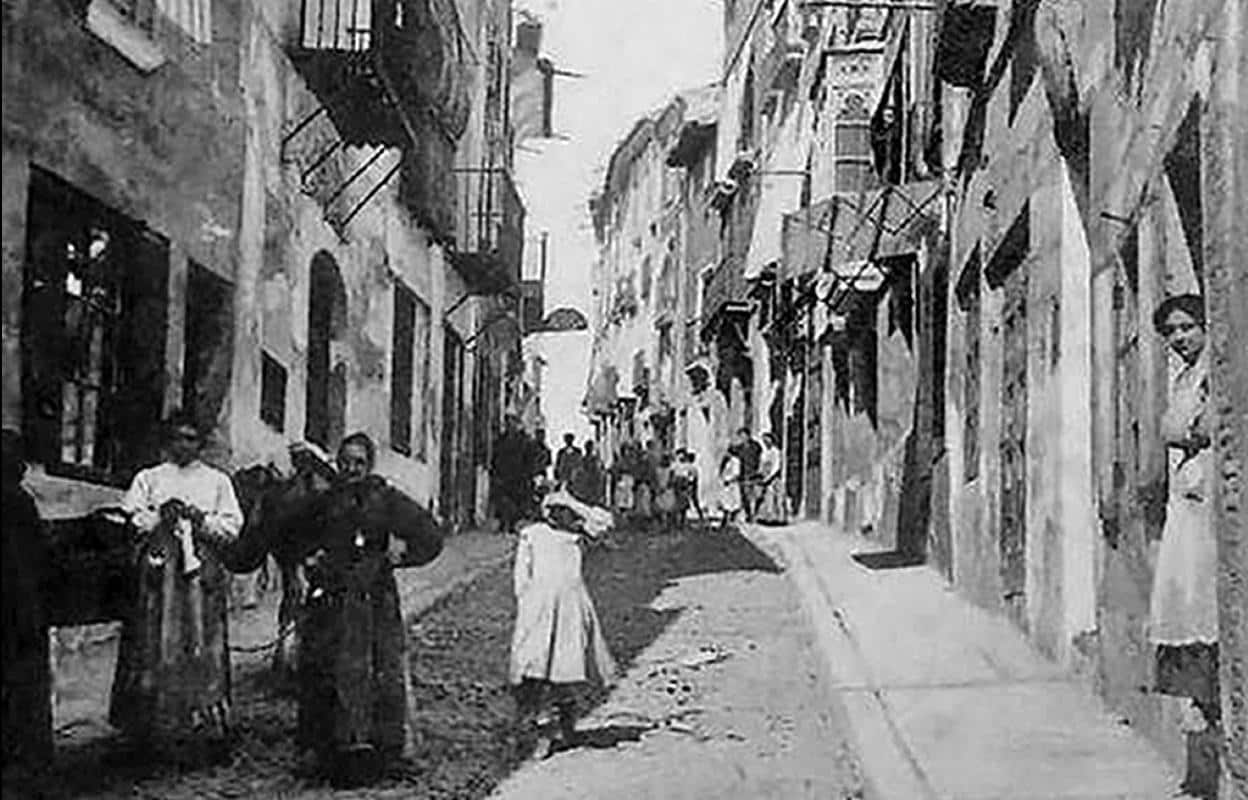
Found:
[6,522,780,799]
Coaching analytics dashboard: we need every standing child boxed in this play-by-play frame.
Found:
[509,489,617,758]
[718,446,743,530]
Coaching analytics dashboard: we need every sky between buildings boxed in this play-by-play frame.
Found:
[514,0,723,445]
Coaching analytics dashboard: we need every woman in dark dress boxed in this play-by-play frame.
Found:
[292,433,444,787]
[1,430,52,771]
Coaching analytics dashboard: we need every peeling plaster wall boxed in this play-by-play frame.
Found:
[231,4,461,507]
[2,0,246,514]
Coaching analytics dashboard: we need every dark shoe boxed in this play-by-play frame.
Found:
[329,744,383,789]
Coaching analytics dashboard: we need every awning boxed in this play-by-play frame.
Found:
[781,179,943,278]
[744,104,814,281]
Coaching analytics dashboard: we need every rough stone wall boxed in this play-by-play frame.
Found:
[1206,1,1247,794]
[1,0,246,512]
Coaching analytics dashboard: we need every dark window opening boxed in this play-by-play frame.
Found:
[985,201,1030,289]
[885,255,917,350]
[957,245,983,483]
[260,352,287,432]
[21,167,169,486]
[306,251,347,451]
[183,261,233,431]
[1164,99,1203,291]
[391,285,417,456]
[1009,1,1038,123]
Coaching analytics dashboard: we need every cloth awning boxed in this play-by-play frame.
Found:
[744,104,814,281]
[781,179,943,279]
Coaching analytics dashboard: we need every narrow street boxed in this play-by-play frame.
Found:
[8,522,866,800]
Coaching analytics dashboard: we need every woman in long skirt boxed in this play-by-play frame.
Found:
[717,447,743,530]
[1148,294,1220,799]
[754,433,787,525]
[510,489,616,758]
[110,411,244,765]
[292,433,444,788]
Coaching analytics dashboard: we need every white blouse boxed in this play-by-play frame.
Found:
[121,460,244,539]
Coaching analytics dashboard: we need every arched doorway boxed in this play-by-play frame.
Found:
[306,251,347,450]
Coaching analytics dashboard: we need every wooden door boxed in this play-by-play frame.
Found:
[805,345,823,519]
[999,266,1028,626]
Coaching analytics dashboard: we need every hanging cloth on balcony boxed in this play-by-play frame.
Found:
[744,104,814,281]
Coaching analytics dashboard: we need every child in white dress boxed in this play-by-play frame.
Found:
[509,489,616,757]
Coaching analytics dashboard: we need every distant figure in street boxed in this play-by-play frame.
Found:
[530,428,553,484]
[717,446,743,530]
[612,440,637,516]
[653,453,678,528]
[735,428,762,523]
[755,433,787,525]
[492,415,534,533]
[569,441,605,506]
[510,488,616,759]
[110,410,244,766]
[1148,294,1219,799]
[293,432,444,788]
[553,433,582,489]
[2,429,52,770]
[672,450,705,525]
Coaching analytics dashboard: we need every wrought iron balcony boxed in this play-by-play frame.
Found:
[450,167,526,294]
[292,0,471,149]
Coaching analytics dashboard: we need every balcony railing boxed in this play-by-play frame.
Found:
[293,0,470,148]
[451,167,525,294]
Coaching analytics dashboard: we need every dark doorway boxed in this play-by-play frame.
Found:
[182,262,233,430]
[989,207,1030,630]
[306,251,347,450]
[440,327,466,525]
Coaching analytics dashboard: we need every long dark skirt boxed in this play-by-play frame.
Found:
[110,537,232,764]
[297,554,406,784]
[1156,642,1220,722]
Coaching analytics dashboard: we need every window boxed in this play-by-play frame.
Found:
[390,285,432,460]
[260,352,288,432]
[391,287,416,456]
[306,252,346,450]
[183,261,232,429]
[957,246,983,483]
[22,167,169,485]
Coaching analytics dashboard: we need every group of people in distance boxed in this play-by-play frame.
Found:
[603,426,788,531]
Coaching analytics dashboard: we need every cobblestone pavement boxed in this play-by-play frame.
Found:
[5,523,864,799]
[488,524,866,800]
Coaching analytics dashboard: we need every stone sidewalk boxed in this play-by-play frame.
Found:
[743,521,1178,800]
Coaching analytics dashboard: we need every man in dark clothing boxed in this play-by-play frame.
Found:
[492,416,534,533]
[553,433,582,489]
[2,429,52,769]
[735,428,763,522]
[569,441,605,506]
[529,428,553,485]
